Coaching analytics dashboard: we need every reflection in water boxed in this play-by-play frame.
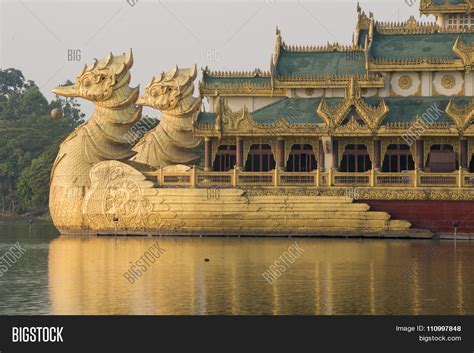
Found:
[48,237,474,315]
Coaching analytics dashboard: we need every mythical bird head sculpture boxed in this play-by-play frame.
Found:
[52,50,136,105]
[136,64,197,111]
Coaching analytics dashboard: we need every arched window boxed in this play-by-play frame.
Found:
[213,145,236,171]
[426,144,457,173]
[470,155,474,173]
[382,144,415,172]
[245,144,276,172]
[340,144,372,172]
[286,144,317,172]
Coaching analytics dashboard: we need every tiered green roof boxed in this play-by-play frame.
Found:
[275,50,366,77]
[366,97,470,124]
[196,97,472,127]
[251,98,326,124]
[196,112,216,125]
[200,4,474,96]
[363,29,474,62]
[370,32,474,60]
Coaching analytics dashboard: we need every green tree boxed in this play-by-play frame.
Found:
[17,144,58,211]
[0,68,31,96]
[0,69,84,214]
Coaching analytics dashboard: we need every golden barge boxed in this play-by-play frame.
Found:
[49,2,474,238]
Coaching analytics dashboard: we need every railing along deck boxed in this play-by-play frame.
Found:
[144,167,474,189]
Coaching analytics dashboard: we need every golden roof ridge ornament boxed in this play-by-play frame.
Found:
[374,16,439,35]
[274,26,282,66]
[281,42,364,53]
[203,67,271,78]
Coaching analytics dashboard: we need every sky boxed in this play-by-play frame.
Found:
[0,0,428,115]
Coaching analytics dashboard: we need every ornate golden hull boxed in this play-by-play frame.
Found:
[50,160,431,238]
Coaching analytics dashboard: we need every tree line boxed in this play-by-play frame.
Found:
[0,68,84,215]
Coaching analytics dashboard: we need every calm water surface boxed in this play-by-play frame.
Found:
[0,216,473,315]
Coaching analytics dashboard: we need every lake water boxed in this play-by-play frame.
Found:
[0,216,473,315]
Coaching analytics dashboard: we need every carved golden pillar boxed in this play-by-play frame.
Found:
[460,138,468,170]
[332,140,339,171]
[373,138,381,171]
[276,138,286,170]
[318,139,325,172]
[416,139,424,171]
[204,137,212,172]
[236,137,244,170]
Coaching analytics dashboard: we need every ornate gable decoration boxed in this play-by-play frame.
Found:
[446,99,474,131]
[205,96,325,137]
[316,78,389,132]
[215,95,248,132]
[453,37,474,72]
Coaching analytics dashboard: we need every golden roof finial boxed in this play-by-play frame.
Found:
[347,77,361,99]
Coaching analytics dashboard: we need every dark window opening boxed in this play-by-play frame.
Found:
[340,144,372,172]
[382,144,415,172]
[245,144,276,172]
[286,144,317,172]
[213,145,236,172]
[426,144,458,173]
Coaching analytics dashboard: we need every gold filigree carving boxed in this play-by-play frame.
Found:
[453,37,474,72]
[441,74,456,89]
[433,72,464,96]
[398,75,413,89]
[200,67,284,97]
[375,16,439,35]
[275,73,385,89]
[446,99,474,131]
[390,73,421,96]
[420,0,473,15]
[243,187,474,201]
[83,161,164,231]
[369,57,463,72]
[217,98,249,131]
[317,78,389,132]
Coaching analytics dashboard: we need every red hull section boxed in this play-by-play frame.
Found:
[363,201,474,235]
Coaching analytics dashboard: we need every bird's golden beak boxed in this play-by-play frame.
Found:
[135,96,148,106]
[51,84,78,97]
